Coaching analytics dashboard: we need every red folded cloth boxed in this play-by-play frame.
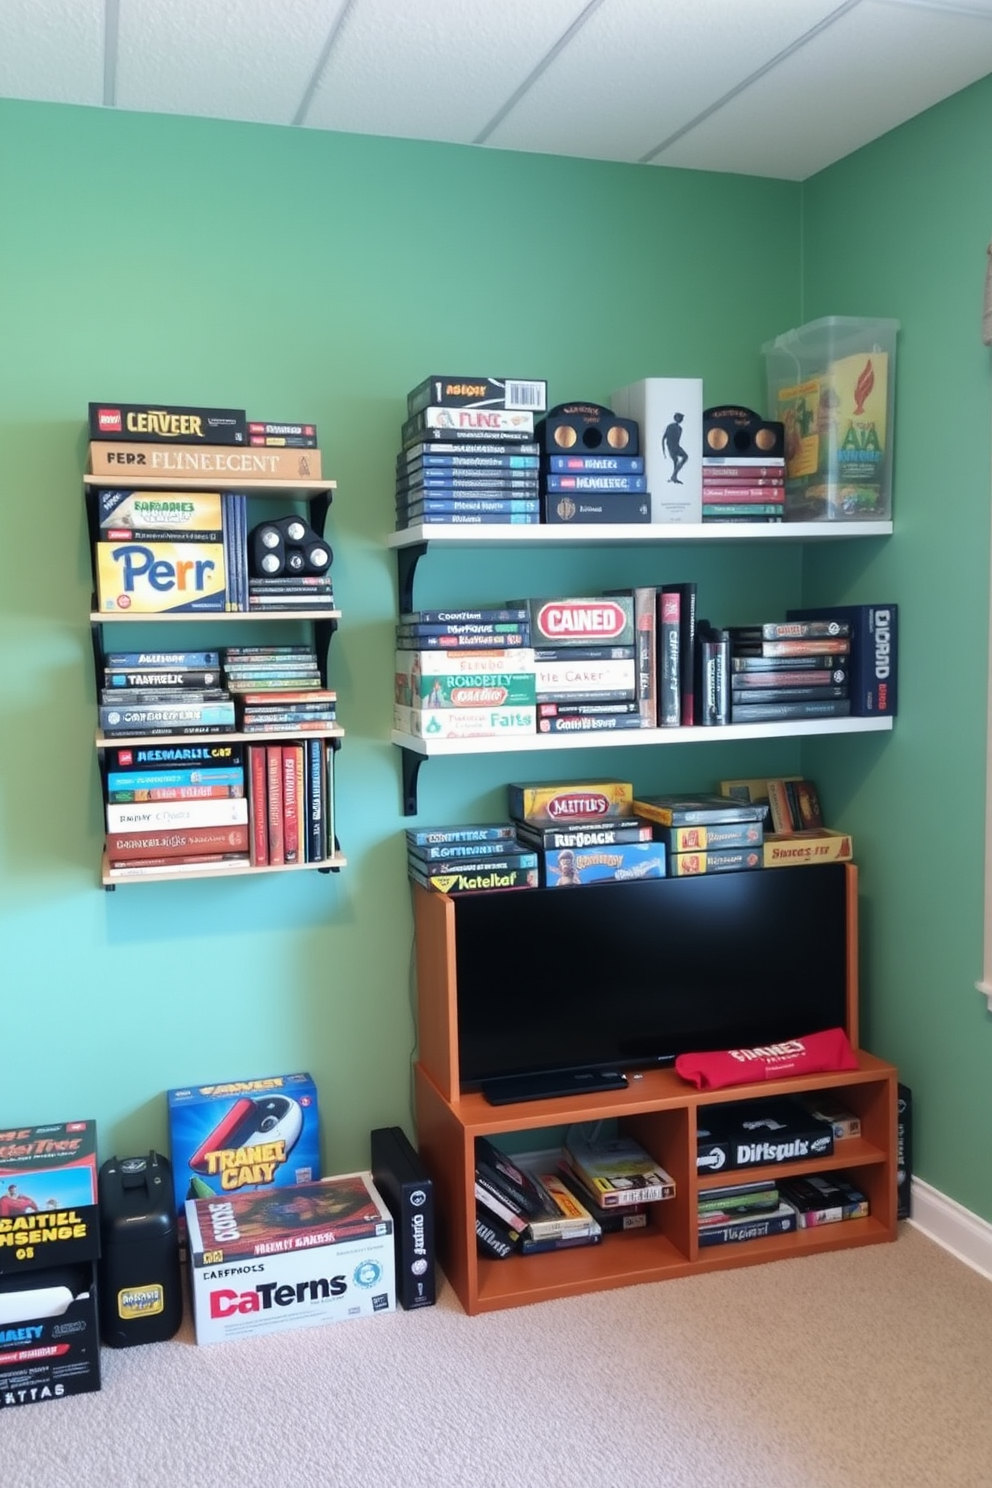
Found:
[674,1027,858,1091]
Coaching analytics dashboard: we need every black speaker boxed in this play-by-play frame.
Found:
[97,1152,183,1347]
[249,516,332,578]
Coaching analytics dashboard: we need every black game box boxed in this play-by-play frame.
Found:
[897,1083,912,1220]
[696,1096,835,1176]
[370,1127,436,1309]
[89,402,247,444]
[0,1261,101,1406]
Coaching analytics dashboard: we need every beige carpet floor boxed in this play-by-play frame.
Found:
[3,1223,991,1488]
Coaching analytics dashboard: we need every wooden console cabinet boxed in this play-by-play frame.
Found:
[412,878,898,1316]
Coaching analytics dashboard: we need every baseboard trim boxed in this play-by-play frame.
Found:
[907,1178,992,1282]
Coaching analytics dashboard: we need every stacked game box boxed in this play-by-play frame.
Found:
[98,642,235,742]
[185,1171,395,1344]
[696,1096,835,1178]
[0,1119,102,1408]
[700,405,786,524]
[726,618,853,725]
[406,822,539,894]
[509,776,665,886]
[102,729,250,880]
[396,376,546,530]
[394,608,536,741]
[525,593,645,738]
[245,508,334,613]
[166,1072,321,1251]
[631,791,766,877]
[537,401,650,527]
[87,400,322,482]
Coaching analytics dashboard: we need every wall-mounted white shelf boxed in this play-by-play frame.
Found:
[387,520,892,551]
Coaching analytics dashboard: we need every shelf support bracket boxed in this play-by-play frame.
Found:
[400,748,424,817]
[396,542,427,616]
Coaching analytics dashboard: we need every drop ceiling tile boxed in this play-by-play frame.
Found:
[114,0,349,124]
[302,0,590,143]
[654,0,992,178]
[0,0,104,108]
[484,0,848,163]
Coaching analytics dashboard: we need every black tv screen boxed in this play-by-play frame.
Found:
[454,863,851,1092]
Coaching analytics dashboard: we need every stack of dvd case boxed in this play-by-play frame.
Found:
[406,823,539,894]
[395,375,546,529]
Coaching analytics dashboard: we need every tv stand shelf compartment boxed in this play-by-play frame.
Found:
[411,878,898,1317]
[85,470,345,888]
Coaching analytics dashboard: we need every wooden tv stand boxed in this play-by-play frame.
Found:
[411,877,898,1317]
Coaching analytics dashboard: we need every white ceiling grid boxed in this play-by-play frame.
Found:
[0,0,991,180]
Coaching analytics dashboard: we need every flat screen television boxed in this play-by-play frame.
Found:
[451,862,855,1100]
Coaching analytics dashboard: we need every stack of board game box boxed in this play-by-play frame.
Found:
[474,1136,603,1259]
[98,645,236,741]
[405,822,539,895]
[522,593,644,736]
[508,776,665,886]
[395,376,546,530]
[700,404,786,524]
[87,402,323,482]
[185,1172,396,1344]
[726,618,852,724]
[629,792,765,878]
[536,400,650,527]
[103,735,250,878]
[221,645,336,733]
[88,402,324,615]
[0,1119,102,1408]
[717,775,854,869]
[393,609,536,741]
[697,1170,869,1248]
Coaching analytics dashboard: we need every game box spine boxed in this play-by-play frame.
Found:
[405,824,517,847]
[249,746,268,865]
[786,603,898,716]
[730,698,852,722]
[370,1126,436,1309]
[697,1203,798,1246]
[266,746,284,865]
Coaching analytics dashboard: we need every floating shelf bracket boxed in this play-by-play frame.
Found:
[400,748,425,817]
[396,541,428,616]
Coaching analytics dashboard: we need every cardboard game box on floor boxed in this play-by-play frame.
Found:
[185,1172,396,1344]
[0,1120,101,1407]
[166,1072,320,1246]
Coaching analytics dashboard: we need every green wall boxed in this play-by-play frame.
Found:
[800,73,992,1218]
[0,81,988,1224]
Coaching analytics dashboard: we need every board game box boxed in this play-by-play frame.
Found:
[185,1173,395,1344]
[166,1073,320,1243]
[0,1120,99,1275]
[696,1096,834,1175]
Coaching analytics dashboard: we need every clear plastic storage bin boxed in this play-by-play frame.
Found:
[763,316,899,521]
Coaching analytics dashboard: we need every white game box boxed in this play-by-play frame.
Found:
[611,378,703,523]
[185,1171,395,1345]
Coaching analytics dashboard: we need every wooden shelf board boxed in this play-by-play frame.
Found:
[91,610,340,624]
[101,851,347,885]
[96,726,343,748]
[86,474,335,497]
[441,1052,895,1132]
